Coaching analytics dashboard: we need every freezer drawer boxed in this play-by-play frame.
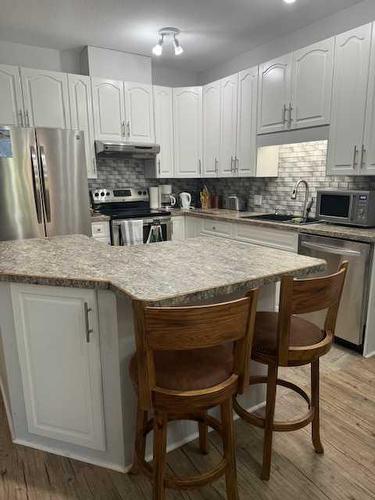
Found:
[298,233,372,346]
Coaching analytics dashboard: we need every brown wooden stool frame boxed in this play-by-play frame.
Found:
[234,262,348,481]
[131,289,259,500]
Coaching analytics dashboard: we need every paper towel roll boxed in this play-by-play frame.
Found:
[149,186,160,209]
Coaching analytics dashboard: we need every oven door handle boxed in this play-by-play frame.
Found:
[300,241,362,257]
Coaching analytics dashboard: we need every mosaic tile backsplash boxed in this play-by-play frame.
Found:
[89,141,375,216]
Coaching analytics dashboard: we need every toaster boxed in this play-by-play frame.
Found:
[225,195,246,211]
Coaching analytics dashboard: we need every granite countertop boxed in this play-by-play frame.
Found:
[0,234,325,305]
[172,208,375,244]
[91,213,110,223]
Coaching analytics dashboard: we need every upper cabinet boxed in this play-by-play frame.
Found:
[124,82,154,143]
[92,78,125,141]
[219,74,239,176]
[291,38,334,129]
[173,87,202,178]
[236,67,258,177]
[258,54,292,134]
[20,68,71,128]
[258,39,334,134]
[327,24,372,175]
[361,24,375,175]
[68,74,97,179]
[202,80,221,177]
[153,85,174,178]
[0,64,24,126]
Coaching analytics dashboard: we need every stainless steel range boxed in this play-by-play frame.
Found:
[91,188,172,245]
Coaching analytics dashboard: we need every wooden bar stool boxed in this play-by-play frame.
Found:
[130,290,258,500]
[234,262,348,481]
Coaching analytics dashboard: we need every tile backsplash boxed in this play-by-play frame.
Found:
[89,142,375,215]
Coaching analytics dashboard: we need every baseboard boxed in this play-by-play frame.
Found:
[364,349,375,359]
[12,439,129,473]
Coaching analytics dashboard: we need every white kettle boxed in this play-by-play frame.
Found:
[179,192,192,210]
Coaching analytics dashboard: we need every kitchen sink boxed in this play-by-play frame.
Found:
[241,213,319,225]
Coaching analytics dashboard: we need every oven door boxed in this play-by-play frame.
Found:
[316,192,354,224]
[111,217,172,246]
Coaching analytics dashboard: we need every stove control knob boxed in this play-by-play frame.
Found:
[106,192,110,196]
[138,190,142,195]
[94,192,99,197]
[143,191,147,195]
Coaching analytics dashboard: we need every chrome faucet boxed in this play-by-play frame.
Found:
[291,179,310,221]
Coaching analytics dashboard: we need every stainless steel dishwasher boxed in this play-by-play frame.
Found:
[298,233,372,349]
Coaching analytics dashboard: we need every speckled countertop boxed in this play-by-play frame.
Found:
[91,213,110,223]
[172,208,375,244]
[0,234,325,305]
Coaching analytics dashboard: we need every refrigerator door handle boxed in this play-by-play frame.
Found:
[38,145,51,223]
[30,146,43,224]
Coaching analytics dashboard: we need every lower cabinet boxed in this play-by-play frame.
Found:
[92,221,111,245]
[171,216,185,241]
[11,284,106,451]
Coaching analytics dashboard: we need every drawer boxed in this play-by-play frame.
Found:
[92,235,111,245]
[234,223,298,252]
[200,219,235,238]
[91,222,110,237]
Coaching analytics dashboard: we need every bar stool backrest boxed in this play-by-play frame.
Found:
[133,289,258,409]
[277,262,348,365]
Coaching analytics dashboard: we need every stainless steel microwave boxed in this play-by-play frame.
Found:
[316,190,375,227]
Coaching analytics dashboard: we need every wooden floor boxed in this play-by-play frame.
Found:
[1,345,375,499]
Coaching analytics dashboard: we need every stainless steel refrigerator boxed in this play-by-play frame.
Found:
[0,126,91,241]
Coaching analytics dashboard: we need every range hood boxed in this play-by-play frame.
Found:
[95,141,160,159]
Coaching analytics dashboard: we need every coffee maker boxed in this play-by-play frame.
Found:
[159,184,176,209]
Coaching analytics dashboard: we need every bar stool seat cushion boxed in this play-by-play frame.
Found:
[130,344,233,391]
[253,312,325,357]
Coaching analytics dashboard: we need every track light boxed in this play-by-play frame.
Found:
[152,28,184,57]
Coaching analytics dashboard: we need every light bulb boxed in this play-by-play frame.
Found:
[173,36,184,56]
[283,0,296,3]
[152,43,163,56]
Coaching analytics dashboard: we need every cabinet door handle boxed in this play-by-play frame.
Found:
[158,159,161,175]
[282,104,287,124]
[84,302,93,343]
[25,110,30,127]
[352,145,359,169]
[288,103,293,128]
[235,156,239,173]
[121,121,125,136]
[214,157,219,175]
[360,144,366,169]
[230,156,234,172]
[18,110,24,127]
[198,159,202,175]
[126,121,130,137]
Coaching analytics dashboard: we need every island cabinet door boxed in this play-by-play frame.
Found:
[11,284,106,451]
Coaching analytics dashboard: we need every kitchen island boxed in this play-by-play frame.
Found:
[0,235,325,472]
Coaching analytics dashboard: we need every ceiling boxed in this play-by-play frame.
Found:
[0,0,363,72]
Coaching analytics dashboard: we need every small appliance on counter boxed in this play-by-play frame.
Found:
[159,184,177,209]
[316,189,375,227]
[149,186,161,209]
[91,188,172,245]
[179,192,192,210]
[224,195,246,211]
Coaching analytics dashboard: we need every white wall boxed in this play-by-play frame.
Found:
[152,63,199,87]
[199,0,375,83]
[0,40,81,73]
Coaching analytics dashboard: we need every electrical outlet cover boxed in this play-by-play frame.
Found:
[254,195,262,206]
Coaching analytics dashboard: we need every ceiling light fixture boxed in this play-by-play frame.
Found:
[152,27,184,57]
[283,0,296,4]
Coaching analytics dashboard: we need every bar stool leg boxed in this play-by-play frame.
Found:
[153,410,168,500]
[130,403,148,474]
[198,411,209,454]
[221,398,239,500]
[261,363,278,481]
[311,359,324,454]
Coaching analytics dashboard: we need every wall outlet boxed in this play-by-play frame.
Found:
[254,195,262,207]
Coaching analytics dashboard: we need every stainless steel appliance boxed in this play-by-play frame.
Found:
[298,233,372,348]
[224,195,245,211]
[91,188,172,245]
[316,189,375,227]
[0,126,91,241]
[95,141,160,158]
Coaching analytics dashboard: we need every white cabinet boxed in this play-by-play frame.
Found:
[92,77,125,141]
[219,74,239,176]
[68,74,96,178]
[292,38,334,129]
[173,87,202,178]
[236,67,258,176]
[0,64,23,126]
[362,24,375,175]
[91,221,111,244]
[203,80,221,177]
[327,24,372,175]
[258,54,292,134]
[20,68,71,128]
[153,86,174,177]
[11,284,105,451]
[124,82,154,144]
[200,219,235,239]
[171,216,185,241]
